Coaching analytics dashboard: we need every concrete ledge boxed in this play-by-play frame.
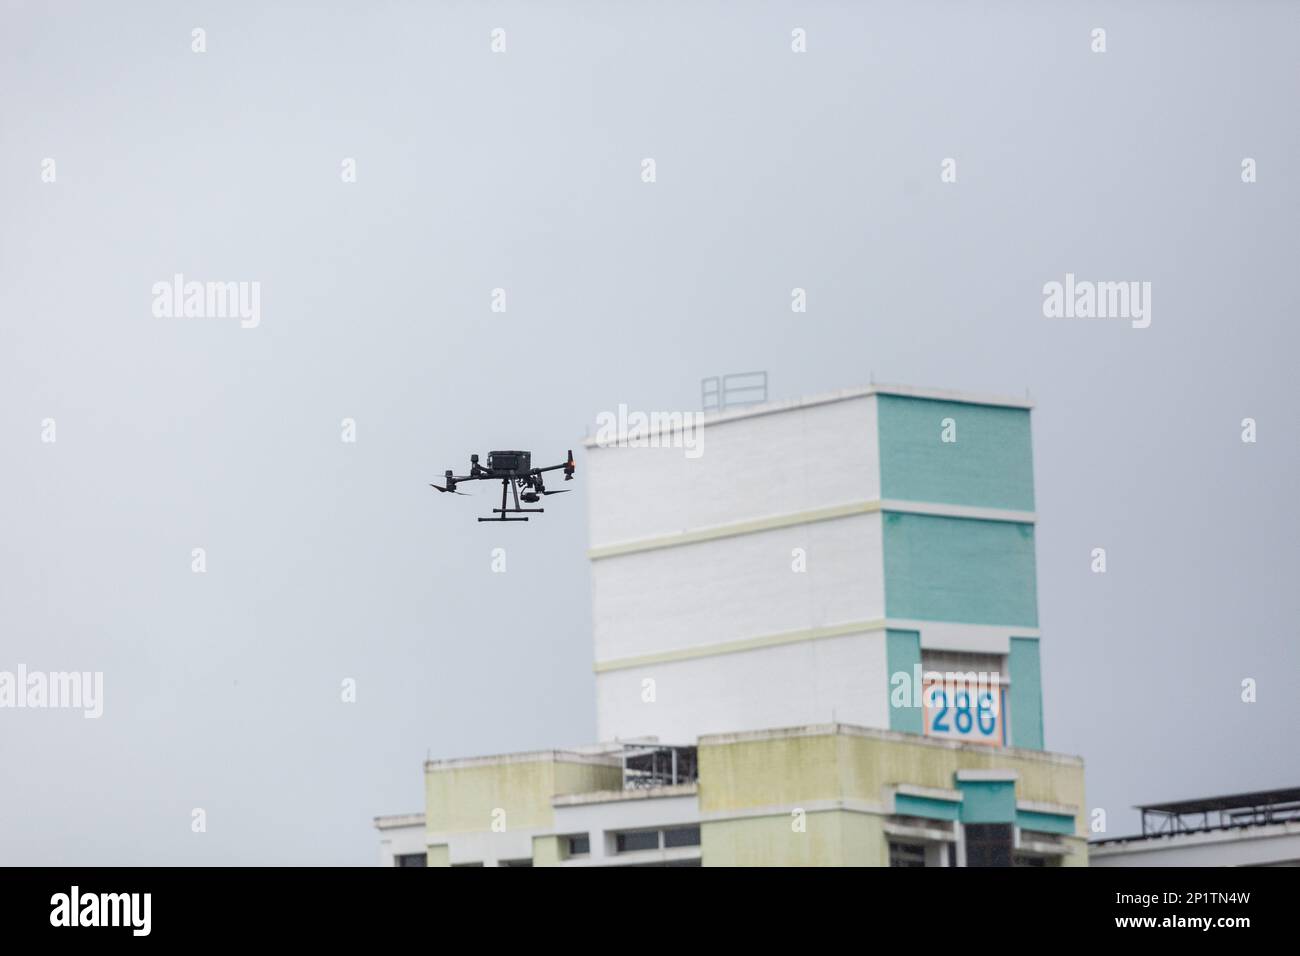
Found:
[373,812,424,830]
[896,784,965,804]
[553,784,698,808]
[425,749,622,772]
[1017,799,1078,818]
[957,769,1020,782]
[587,498,1035,561]
[581,383,1034,450]
[698,722,1084,769]
[701,798,890,823]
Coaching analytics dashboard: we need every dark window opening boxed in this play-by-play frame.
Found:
[964,824,1014,868]
[615,830,660,853]
[663,826,701,848]
[889,841,927,867]
[566,834,590,856]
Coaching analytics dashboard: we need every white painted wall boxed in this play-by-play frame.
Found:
[586,395,879,547]
[586,395,890,743]
[437,826,547,867]
[552,791,700,866]
[1090,823,1300,867]
[375,817,426,866]
[591,513,885,664]
[595,629,891,742]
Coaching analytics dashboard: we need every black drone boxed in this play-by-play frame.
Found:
[430,450,575,522]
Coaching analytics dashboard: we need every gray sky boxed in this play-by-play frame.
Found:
[1,1,1296,864]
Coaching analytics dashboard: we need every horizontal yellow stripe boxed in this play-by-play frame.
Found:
[588,500,1035,560]
[588,501,881,560]
[593,619,887,673]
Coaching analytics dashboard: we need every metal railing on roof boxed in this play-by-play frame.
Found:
[702,371,767,413]
[621,744,698,790]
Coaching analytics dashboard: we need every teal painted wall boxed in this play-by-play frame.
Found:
[1016,809,1076,836]
[882,513,1039,626]
[955,780,1017,824]
[896,793,961,822]
[886,630,923,734]
[876,395,1035,512]
[1008,637,1044,750]
[883,632,925,738]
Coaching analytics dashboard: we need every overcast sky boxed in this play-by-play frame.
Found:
[1,1,1296,864]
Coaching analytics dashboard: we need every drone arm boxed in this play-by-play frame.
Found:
[535,450,576,477]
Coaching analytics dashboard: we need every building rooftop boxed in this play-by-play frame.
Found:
[582,382,1033,449]
[373,813,424,830]
[1135,786,1300,815]
[423,748,621,772]
[697,722,1083,767]
[1091,785,1300,845]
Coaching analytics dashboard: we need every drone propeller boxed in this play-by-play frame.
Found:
[541,489,570,496]
[429,483,469,496]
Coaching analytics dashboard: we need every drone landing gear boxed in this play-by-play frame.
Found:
[478,478,545,523]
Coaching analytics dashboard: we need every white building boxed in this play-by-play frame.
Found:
[376,383,1087,866]
[1090,788,1300,867]
[374,813,427,867]
[586,383,1045,749]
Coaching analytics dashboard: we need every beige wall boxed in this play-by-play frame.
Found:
[703,809,889,867]
[424,753,623,865]
[700,726,1085,866]
[427,844,450,867]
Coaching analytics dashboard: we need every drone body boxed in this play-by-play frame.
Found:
[430,449,575,522]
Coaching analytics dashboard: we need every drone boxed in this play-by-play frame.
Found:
[430,450,576,522]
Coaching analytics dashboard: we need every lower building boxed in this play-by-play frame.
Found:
[374,813,427,867]
[1089,788,1300,867]
[386,724,1086,867]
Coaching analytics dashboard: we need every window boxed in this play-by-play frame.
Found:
[889,841,927,867]
[451,861,484,867]
[615,830,660,853]
[500,858,533,867]
[663,826,700,848]
[395,853,426,868]
[566,834,590,857]
[612,826,704,854]
[964,824,1013,867]
[1013,854,1046,867]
